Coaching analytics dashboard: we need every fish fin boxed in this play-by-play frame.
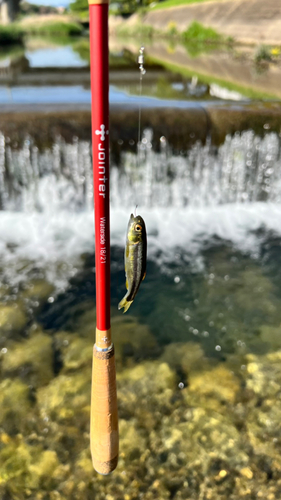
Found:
[126,279,128,290]
[118,296,133,313]
[142,271,146,281]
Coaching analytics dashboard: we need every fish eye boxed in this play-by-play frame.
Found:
[135,224,142,232]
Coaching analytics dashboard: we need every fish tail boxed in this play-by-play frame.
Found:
[118,296,133,313]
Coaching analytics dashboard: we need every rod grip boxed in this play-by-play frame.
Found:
[90,344,119,474]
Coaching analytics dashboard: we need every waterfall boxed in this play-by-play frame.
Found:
[0,129,281,213]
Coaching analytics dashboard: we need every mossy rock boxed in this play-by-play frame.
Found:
[37,369,91,425]
[111,315,159,368]
[54,331,93,372]
[0,441,32,487]
[119,418,147,462]
[151,406,248,470]
[192,257,281,354]
[118,360,176,393]
[0,378,32,434]
[117,361,177,422]
[188,363,240,405]
[244,353,281,397]
[0,438,62,493]
[2,331,53,387]
[21,279,55,310]
[259,325,281,351]
[160,341,205,376]
[74,449,93,477]
[0,285,9,299]
[63,306,158,369]
[0,303,28,337]
[63,305,96,338]
[27,450,60,489]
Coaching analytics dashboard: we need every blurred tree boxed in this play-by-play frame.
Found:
[69,0,88,13]
[69,0,155,16]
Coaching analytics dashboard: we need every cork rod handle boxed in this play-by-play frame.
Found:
[90,331,119,474]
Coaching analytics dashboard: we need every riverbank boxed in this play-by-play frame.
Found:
[109,39,281,100]
[0,14,83,44]
[110,0,281,45]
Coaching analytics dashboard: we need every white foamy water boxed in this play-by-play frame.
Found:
[0,129,281,288]
[1,203,281,288]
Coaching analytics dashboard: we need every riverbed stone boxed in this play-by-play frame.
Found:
[118,360,176,395]
[21,279,55,309]
[0,435,64,495]
[160,341,205,376]
[0,378,32,434]
[188,363,240,405]
[0,285,10,300]
[64,306,158,368]
[119,418,147,462]
[111,315,159,367]
[260,325,281,351]
[3,307,281,499]
[28,450,60,489]
[245,353,281,397]
[117,360,177,426]
[54,331,92,372]
[150,403,249,471]
[0,303,28,337]
[2,331,53,387]
[37,369,91,425]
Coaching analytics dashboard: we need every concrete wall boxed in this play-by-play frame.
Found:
[143,0,281,45]
[0,0,21,24]
[0,1,10,24]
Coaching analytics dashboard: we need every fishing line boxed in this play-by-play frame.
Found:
[137,45,146,168]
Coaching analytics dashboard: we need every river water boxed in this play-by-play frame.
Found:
[1,37,281,500]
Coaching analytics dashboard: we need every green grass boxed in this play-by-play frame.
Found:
[151,0,220,11]
[254,44,272,63]
[0,46,25,61]
[182,21,222,43]
[0,25,24,46]
[115,19,227,46]
[116,23,156,38]
[21,21,83,37]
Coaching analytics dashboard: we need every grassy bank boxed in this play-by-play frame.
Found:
[182,21,222,42]
[116,20,229,44]
[0,25,24,46]
[150,0,223,11]
[21,21,83,36]
[17,15,83,37]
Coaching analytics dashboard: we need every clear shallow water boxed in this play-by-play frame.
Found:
[1,43,281,496]
[1,129,281,358]
[0,41,255,104]
[2,127,281,500]
[25,46,88,68]
[0,84,207,106]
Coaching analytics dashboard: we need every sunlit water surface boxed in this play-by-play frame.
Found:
[1,129,281,358]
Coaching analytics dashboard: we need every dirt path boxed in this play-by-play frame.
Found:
[141,0,281,45]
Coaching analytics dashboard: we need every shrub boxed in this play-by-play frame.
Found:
[167,21,178,36]
[182,21,221,43]
[22,21,83,36]
[0,25,24,46]
[254,45,272,63]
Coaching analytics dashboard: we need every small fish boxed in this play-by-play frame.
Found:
[118,213,147,313]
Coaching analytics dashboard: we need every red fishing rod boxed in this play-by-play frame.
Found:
[89,0,119,474]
